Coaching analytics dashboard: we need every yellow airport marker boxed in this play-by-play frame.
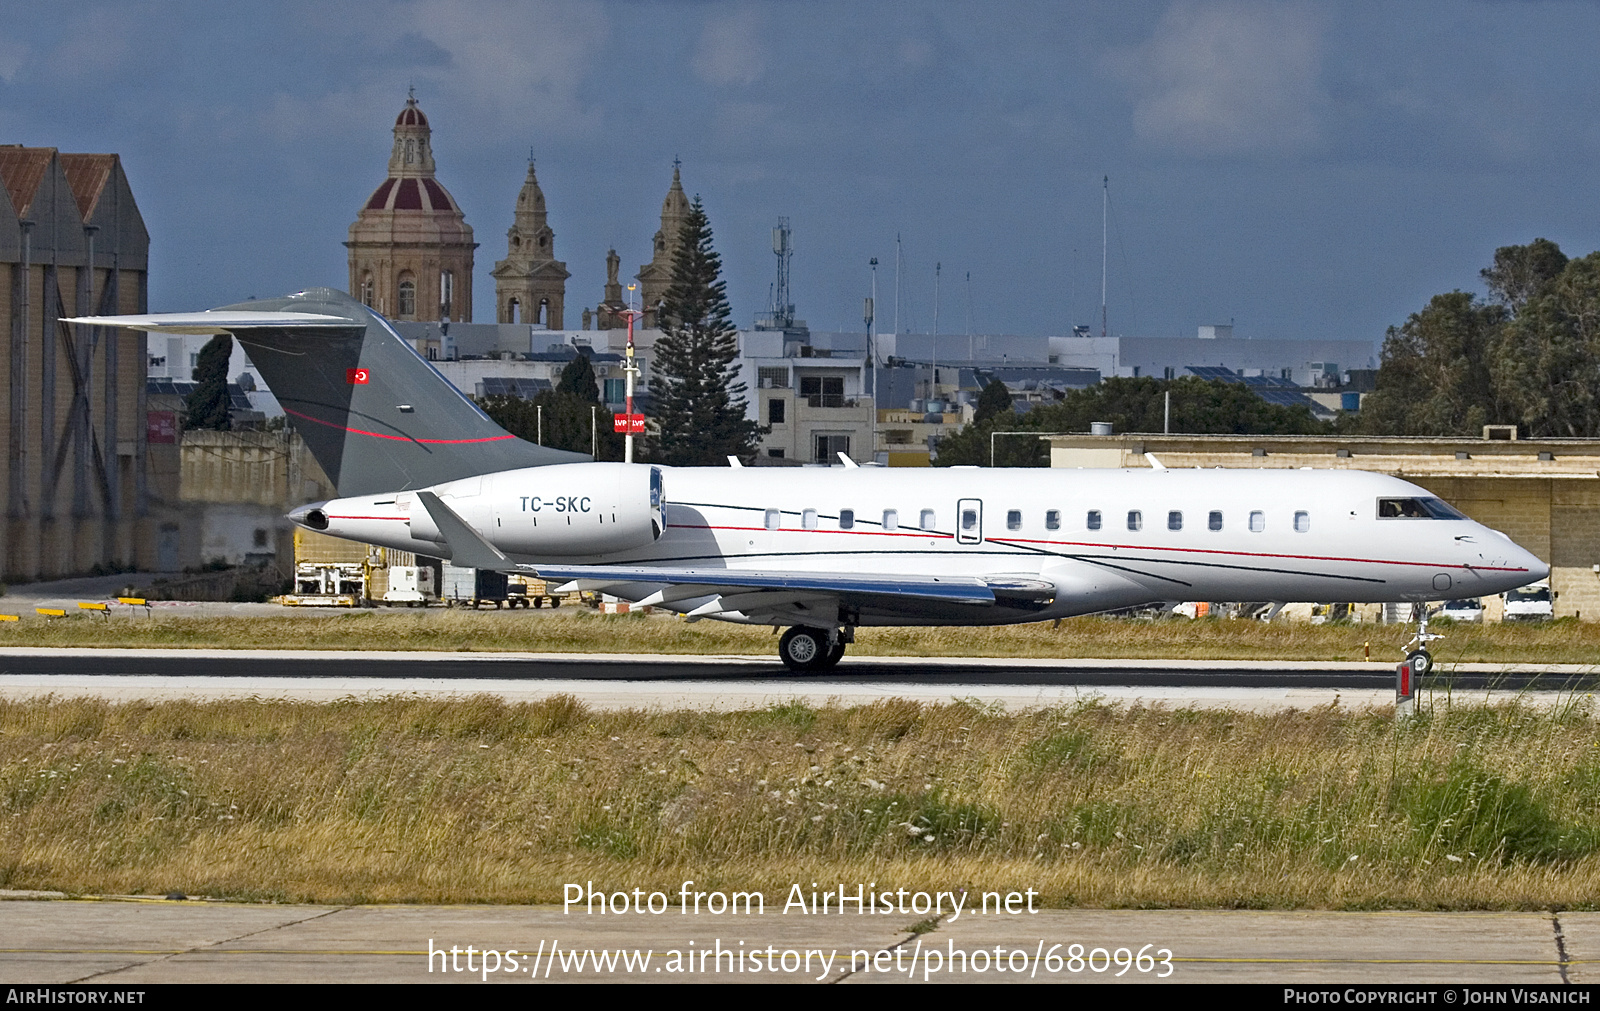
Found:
[78,602,109,620]
[118,596,151,616]
[0,614,18,622]
[35,608,65,618]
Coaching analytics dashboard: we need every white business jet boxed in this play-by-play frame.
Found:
[72,289,1547,674]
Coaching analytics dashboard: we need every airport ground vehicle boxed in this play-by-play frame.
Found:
[1437,598,1485,623]
[72,289,1550,673]
[1503,583,1554,622]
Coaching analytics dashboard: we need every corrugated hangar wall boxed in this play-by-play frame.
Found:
[0,146,154,580]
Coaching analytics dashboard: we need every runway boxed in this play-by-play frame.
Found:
[0,648,1594,710]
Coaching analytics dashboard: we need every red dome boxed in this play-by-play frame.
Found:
[395,101,428,128]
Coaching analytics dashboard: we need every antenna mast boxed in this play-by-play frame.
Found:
[755,217,795,330]
[894,234,902,335]
[932,262,941,400]
[1101,175,1109,340]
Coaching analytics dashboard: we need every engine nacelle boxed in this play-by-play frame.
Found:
[402,462,664,558]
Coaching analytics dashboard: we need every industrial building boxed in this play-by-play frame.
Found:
[0,145,155,579]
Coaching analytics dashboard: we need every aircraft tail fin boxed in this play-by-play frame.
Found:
[69,287,585,497]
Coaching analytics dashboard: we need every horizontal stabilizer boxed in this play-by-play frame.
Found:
[62,311,357,333]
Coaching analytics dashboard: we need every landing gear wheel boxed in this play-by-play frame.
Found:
[1405,649,1434,677]
[779,626,830,672]
[823,640,846,669]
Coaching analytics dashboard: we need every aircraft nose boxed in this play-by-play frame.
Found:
[1523,550,1551,583]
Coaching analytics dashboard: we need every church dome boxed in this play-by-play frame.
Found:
[346,91,476,322]
[395,102,429,128]
[363,176,461,213]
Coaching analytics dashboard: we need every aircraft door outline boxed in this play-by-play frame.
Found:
[957,498,984,545]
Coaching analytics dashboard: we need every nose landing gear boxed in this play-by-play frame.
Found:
[1403,604,1443,677]
[778,625,850,672]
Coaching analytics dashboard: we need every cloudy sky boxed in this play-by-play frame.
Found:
[4,1,1598,344]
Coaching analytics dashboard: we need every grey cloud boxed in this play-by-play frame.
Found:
[1110,0,1328,157]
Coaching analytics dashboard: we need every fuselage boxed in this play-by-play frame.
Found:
[294,463,1548,625]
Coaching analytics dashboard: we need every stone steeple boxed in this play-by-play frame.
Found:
[636,160,689,329]
[491,156,570,327]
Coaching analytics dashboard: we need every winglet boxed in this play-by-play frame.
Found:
[727,456,743,468]
[1144,453,1167,470]
[837,453,858,469]
[416,491,511,569]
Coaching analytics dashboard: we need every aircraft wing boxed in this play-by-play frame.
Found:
[531,564,1055,621]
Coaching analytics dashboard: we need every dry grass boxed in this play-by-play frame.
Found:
[0,610,1596,663]
[5,694,1600,908]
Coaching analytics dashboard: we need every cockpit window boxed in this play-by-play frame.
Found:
[1377,497,1467,520]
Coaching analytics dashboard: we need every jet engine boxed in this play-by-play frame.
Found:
[402,462,665,558]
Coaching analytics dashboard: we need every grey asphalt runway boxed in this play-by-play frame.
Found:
[0,899,1590,984]
[0,648,1592,710]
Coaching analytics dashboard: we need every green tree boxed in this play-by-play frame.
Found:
[185,333,233,430]
[1482,238,1568,313]
[1491,251,1600,437]
[645,197,762,465]
[1357,292,1507,436]
[478,355,622,459]
[973,378,1014,424]
[934,376,1326,467]
[555,352,600,400]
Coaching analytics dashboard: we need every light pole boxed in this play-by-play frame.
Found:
[616,283,644,464]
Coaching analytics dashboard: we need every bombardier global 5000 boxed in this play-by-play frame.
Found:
[71,288,1547,672]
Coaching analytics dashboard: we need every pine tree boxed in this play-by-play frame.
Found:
[185,333,233,430]
[645,197,762,465]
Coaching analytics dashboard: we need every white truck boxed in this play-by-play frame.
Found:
[1503,583,1554,622]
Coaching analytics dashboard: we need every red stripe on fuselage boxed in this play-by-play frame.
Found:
[283,407,517,445]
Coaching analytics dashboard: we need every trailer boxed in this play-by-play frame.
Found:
[279,562,366,607]
[441,564,512,608]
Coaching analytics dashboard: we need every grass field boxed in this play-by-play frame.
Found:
[0,609,1596,663]
[5,694,1600,908]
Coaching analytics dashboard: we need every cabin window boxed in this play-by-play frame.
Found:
[1209,510,1223,531]
[1045,509,1060,530]
[1127,510,1142,532]
[1167,510,1182,531]
[765,509,781,530]
[1377,497,1467,520]
[883,509,899,531]
[839,509,855,530]
[802,509,818,530]
[1087,509,1102,531]
[1007,510,1022,530]
[1294,511,1310,533]
[920,509,936,530]
[962,508,978,532]
[1249,510,1265,532]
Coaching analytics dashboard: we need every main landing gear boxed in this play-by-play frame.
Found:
[778,625,850,673]
[1403,604,1443,677]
